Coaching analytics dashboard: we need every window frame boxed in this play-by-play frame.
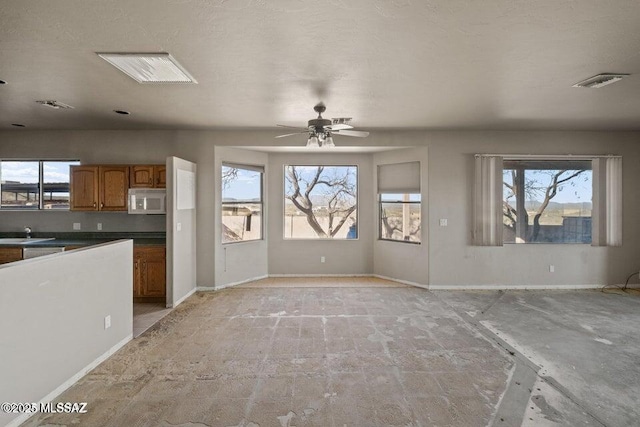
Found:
[283,164,359,241]
[221,163,264,245]
[0,159,80,211]
[378,193,422,244]
[502,158,593,245]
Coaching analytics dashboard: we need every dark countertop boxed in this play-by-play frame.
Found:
[0,232,165,248]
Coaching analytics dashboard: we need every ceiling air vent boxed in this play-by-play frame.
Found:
[572,73,629,88]
[36,100,75,109]
[97,53,197,84]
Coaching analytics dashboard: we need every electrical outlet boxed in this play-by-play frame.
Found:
[104,315,111,329]
[549,265,555,273]
[97,223,102,231]
[439,219,448,226]
[321,256,326,263]
[73,223,81,230]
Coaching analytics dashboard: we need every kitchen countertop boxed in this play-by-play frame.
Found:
[0,232,165,248]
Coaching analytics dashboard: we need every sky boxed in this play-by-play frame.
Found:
[284,166,357,203]
[0,161,78,183]
[503,169,593,204]
[222,166,261,200]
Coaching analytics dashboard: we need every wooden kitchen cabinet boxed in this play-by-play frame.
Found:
[155,165,166,188]
[133,246,166,301]
[130,165,166,188]
[99,166,129,210]
[0,248,22,265]
[70,165,129,211]
[70,166,99,210]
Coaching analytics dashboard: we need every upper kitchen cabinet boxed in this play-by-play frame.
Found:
[155,165,166,188]
[100,166,129,210]
[130,165,166,188]
[70,165,129,211]
[70,166,99,210]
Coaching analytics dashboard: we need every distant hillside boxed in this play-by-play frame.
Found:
[525,200,592,211]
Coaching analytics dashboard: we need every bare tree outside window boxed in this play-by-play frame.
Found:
[222,165,263,243]
[503,160,592,243]
[284,165,357,239]
[380,193,421,243]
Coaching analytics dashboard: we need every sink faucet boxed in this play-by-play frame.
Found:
[24,226,32,239]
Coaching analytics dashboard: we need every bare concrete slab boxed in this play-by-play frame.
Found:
[436,289,640,427]
[23,284,637,427]
[23,285,514,427]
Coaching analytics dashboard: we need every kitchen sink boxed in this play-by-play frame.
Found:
[0,238,55,245]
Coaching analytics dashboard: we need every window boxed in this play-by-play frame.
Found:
[380,193,421,243]
[0,160,79,210]
[284,165,357,239]
[221,163,263,243]
[377,161,421,243]
[502,159,592,244]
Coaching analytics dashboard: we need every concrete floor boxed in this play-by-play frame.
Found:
[133,302,172,338]
[23,281,640,427]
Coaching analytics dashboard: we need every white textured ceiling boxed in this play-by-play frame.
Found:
[1,0,639,131]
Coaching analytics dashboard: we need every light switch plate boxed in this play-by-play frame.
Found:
[73,223,81,230]
[177,223,182,232]
[439,219,448,226]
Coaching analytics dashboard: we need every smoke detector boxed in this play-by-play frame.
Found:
[36,100,75,109]
[572,73,629,88]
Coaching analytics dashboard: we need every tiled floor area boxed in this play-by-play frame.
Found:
[133,302,172,338]
[22,281,640,427]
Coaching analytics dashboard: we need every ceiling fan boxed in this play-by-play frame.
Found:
[276,103,369,147]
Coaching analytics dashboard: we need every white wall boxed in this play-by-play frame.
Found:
[167,156,197,305]
[268,153,374,275]
[373,147,429,286]
[424,131,640,287]
[2,130,640,287]
[213,147,269,287]
[0,240,133,427]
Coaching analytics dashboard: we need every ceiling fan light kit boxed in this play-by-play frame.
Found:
[306,135,320,148]
[277,103,369,148]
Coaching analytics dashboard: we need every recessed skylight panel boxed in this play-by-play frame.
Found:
[97,53,196,84]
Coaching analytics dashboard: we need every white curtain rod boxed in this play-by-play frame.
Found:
[474,154,621,159]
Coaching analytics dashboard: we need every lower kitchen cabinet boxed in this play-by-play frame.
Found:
[133,245,166,301]
[0,248,22,265]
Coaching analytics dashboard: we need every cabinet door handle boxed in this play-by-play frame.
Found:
[93,202,96,208]
[134,261,138,269]
[100,202,104,209]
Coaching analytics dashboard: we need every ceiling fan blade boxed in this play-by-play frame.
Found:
[277,124,308,130]
[324,123,353,131]
[275,131,308,139]
[333,129,370,137]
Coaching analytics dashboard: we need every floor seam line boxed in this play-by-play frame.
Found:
[431,291,609,427]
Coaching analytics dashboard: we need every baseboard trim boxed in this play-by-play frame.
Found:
[6,334,132,427]
[372,274,429,289]
[172,287,197,307]
[269,273,371,278]
[428,283,605,290]
[198,274,270,291]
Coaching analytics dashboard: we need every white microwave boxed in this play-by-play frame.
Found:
[128,189,167,214]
